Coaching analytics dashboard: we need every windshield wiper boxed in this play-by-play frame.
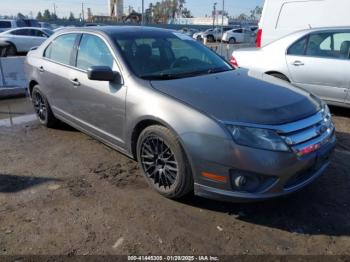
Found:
[140,67,233,81]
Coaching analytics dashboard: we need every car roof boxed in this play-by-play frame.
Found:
[59,26,173,35]
[4,27,46,32]
[295,26,350,35]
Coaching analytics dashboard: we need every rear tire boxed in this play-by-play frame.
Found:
[269,73,290,82]
[137,125,193,199]
[31,86,58,128]
[5,43,17,57]
[207,35,215,42]
[229,37,236,44]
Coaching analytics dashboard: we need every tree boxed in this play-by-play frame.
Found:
[36,11,43,20]
[237,13,248,21]
[17,13,26,19]
[68,12,75,21]
[150,0,192,23]
[43,9,51,21]
[51,13,58,21]
[249,6,263,21]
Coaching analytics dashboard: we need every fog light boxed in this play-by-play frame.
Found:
[230,170,277,193]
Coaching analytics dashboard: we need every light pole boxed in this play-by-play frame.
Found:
[212,2,217,29]
[220,0,225,56]
[141,0,145,25]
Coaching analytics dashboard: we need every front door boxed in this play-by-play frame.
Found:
[68,33,127,147]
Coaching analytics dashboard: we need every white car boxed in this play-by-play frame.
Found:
[0,27,53,55]
[193,27,236,42]
[231,27,350,107]
[222,28,254,44]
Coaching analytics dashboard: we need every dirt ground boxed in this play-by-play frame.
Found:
[0,97,350,256]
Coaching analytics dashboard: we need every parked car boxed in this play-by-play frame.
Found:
[193,27,235,42]
[257,0,350,47]
[39,22,54,30]
[0,19,26,33]
[222,28,254,44]
[25,27,336,202]
[0,27,53,55]
[231,27,350,108]
[178,28,199,38]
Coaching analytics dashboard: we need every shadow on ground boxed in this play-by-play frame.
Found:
[180,131,350,237]
[0,174,61,193]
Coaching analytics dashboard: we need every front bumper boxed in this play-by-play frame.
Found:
[192,135,336,202]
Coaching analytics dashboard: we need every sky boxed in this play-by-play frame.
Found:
[1,0,264,18]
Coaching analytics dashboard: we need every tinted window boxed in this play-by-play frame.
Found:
[10,29,30,36]
[44,34,78,65]
[287,36,307,56]
[76,34,114,71]
[306,32,350,59]
[29,29,47,37]
[234,29,243,33]
[113,31,232,80]
[0,21,11,28]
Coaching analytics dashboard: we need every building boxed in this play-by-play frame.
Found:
[108,0,124,19]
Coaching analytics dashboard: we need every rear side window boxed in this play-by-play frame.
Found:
[287,37,307,56]
[44,34,78,65]
[10,29,30,36]
[76,34,114,71]
[306,32,350,59]
[0,21,11,28]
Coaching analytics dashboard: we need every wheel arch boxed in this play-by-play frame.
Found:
[265,71,290,82]
[28,80,39,96]
[130,117,177,161]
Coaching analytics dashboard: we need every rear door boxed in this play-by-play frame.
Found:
[40,33,80,112]
[286,31,350,104]
[67,33,127,147]
[28,29,49,47]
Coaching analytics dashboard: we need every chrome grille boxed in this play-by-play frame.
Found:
[275,109,335,155]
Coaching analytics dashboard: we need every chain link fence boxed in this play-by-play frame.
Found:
[206,42,254,61]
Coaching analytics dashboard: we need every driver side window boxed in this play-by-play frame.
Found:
[76,34,114,71]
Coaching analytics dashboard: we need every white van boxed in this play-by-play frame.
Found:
[0,19,26,33]
[257,0,350,47]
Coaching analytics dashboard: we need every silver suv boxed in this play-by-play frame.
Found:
[25,27,336,202]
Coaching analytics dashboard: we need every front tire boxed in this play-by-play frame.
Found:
[137,125,193,199]
[32,86,58,128]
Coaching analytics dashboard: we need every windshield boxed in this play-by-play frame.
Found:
[113,30,232,80]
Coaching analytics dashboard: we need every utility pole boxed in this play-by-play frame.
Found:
[141,0,145,26]
[81,1,85,22]
[212,2,217,29]
[53,3,57,16]
[220,0,225,56]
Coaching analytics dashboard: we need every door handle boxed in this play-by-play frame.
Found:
[38,66,45,72]
[70,78,81,87]
[292,61,304,66]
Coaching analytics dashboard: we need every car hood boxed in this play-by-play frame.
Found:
[150,69,321,125]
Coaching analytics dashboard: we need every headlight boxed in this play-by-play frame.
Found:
[226,125,290,152]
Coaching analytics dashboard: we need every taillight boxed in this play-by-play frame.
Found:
[230,55,239,68]
[256,28,262,48]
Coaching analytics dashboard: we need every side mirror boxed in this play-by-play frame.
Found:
[87,66,121,83]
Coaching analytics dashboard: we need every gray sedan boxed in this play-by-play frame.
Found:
[231,27,350,108]
[25,27,336,202]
